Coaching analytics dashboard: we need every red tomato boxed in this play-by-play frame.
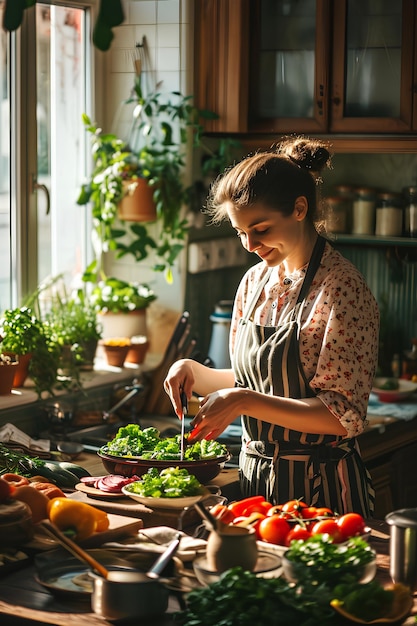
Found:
[266,504,283,517]
[258,515,291,545]
[311,519,343,543]
[285,525,312,546]
[233,513,266,539]
[209,504,235,524]
[300,506,318,519]
[281,499,308,514]
[336,513,366,540]
[314,507,334,518]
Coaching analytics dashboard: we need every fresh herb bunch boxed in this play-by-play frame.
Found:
[100,423,228,460]
[284,535,376,585]
[176,567,338,626]
[127,466,202,498]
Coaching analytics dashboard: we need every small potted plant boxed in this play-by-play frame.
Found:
[83,271,156,340]
[0,306,60,396]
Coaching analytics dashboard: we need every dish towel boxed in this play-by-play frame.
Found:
[367,393,417,421]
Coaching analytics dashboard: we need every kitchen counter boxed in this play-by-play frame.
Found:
[0,519,414,625]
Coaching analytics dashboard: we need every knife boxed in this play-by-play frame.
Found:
[180,389,188,461]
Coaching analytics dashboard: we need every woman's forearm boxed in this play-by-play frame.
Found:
[188,360,236,396]
[237,389,347,436]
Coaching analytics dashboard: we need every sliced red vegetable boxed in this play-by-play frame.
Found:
[95,475,139,493]
[79,476,106,486]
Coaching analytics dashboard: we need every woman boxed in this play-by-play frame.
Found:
[164,137,379,517]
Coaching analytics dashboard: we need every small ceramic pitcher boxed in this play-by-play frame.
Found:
[206,525,258,573]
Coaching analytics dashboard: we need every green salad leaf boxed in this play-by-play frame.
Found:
[127,466,202,498]
[100,423,228,460]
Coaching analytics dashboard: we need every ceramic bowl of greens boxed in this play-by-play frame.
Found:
[97,423,231,484]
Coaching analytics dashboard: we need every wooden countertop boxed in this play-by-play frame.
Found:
[0,519,415,625]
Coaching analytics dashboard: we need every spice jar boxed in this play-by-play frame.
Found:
[323,196,348,234]
[352,188,377,235]
[403,186,417,237]
[375,192,403,237]
[334,184,355,232]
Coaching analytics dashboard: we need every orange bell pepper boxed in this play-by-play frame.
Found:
[47,498,109,541]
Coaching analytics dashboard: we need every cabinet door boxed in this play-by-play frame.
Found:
[248,0,331,134]
[331,0,415,132]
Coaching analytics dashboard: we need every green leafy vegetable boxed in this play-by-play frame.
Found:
[100,423,228,460]
[332,580,395,621]
[127,466,202,498]
[284,535,376,585]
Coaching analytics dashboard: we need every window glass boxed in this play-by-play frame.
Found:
[36,3,89,288]
[0,4,11,311]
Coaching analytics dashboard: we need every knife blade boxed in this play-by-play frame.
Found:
[180,389,188,461]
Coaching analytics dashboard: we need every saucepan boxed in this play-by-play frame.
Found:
[38,520,180,620]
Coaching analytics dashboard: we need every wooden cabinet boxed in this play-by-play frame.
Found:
[361,419,417,518]
[194,0,417,143]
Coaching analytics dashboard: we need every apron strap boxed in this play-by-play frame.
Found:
[296,235,326,304]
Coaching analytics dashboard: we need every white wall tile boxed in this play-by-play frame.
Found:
[130,1,157,24]
[156,0,180,24]
[157,47,180,72]
[157,23,180,47]
[112,24,137,49]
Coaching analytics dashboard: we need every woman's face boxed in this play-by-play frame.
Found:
[226,199,310,269]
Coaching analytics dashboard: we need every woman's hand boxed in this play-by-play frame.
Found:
[189,387,245,441]
[164,359,196,418]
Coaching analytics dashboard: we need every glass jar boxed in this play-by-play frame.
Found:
[323,196,348,234]
[352,188,377,235]
[375,192,403,237]
[334,185,354,232]
[403,186,417,237]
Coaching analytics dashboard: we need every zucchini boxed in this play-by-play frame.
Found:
[41,462,80,489]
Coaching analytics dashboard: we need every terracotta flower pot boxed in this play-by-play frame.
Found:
[125,336,149,365]
[118,178,157,222]
[0,362,18,395]
[101,339,131,368]
[3,352,32,388]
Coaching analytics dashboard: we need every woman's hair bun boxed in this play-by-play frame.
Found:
[278,137,331,173]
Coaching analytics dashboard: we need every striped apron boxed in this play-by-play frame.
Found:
[233,236,375,517]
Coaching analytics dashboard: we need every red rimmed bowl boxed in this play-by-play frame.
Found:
[97,450,231,484]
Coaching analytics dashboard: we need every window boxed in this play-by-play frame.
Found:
[0,1,93,312]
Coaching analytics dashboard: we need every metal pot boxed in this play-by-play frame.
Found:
[90,534,180,621]
[385,508,417,591]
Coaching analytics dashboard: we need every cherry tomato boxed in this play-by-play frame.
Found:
[336,513,366,541]
[300,506,318,519]
[209,504,235,524]
[281,499,308,515]
[311,519,343,543]
[314,507,334,518]
[285,525,312,546]
[258,515,291,545]
[266,504,283,517]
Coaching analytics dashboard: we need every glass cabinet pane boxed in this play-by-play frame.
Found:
[256,0,316,119]
[345,0,402,117]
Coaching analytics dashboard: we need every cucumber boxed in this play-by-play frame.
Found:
[41,462,80,489]
[57,462,91,480]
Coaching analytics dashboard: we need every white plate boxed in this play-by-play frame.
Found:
[372,378,417,402]
[121,484,213,509]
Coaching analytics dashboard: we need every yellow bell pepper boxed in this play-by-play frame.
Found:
[47,498,109,541]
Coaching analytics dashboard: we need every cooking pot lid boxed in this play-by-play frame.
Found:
[385,508,417,528]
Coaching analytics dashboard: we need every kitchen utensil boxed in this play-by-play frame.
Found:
[205,524,258,573]
[180,388,188,461]
[194,499,221,532]
[121,483,220,509]
[57,441,84,460]
[193,551,282,586]
[372,378,417,402]
[98,449,231,483]
[386,508,417,591]
[89,534,181,621]
[38,520,111,578]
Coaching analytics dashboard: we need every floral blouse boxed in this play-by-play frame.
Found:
[230,242,380,438]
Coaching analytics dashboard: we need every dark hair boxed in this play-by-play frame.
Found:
[206,136,332,225]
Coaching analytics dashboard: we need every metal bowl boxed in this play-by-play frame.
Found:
[57,441,84,460]
[97,450,231,484]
